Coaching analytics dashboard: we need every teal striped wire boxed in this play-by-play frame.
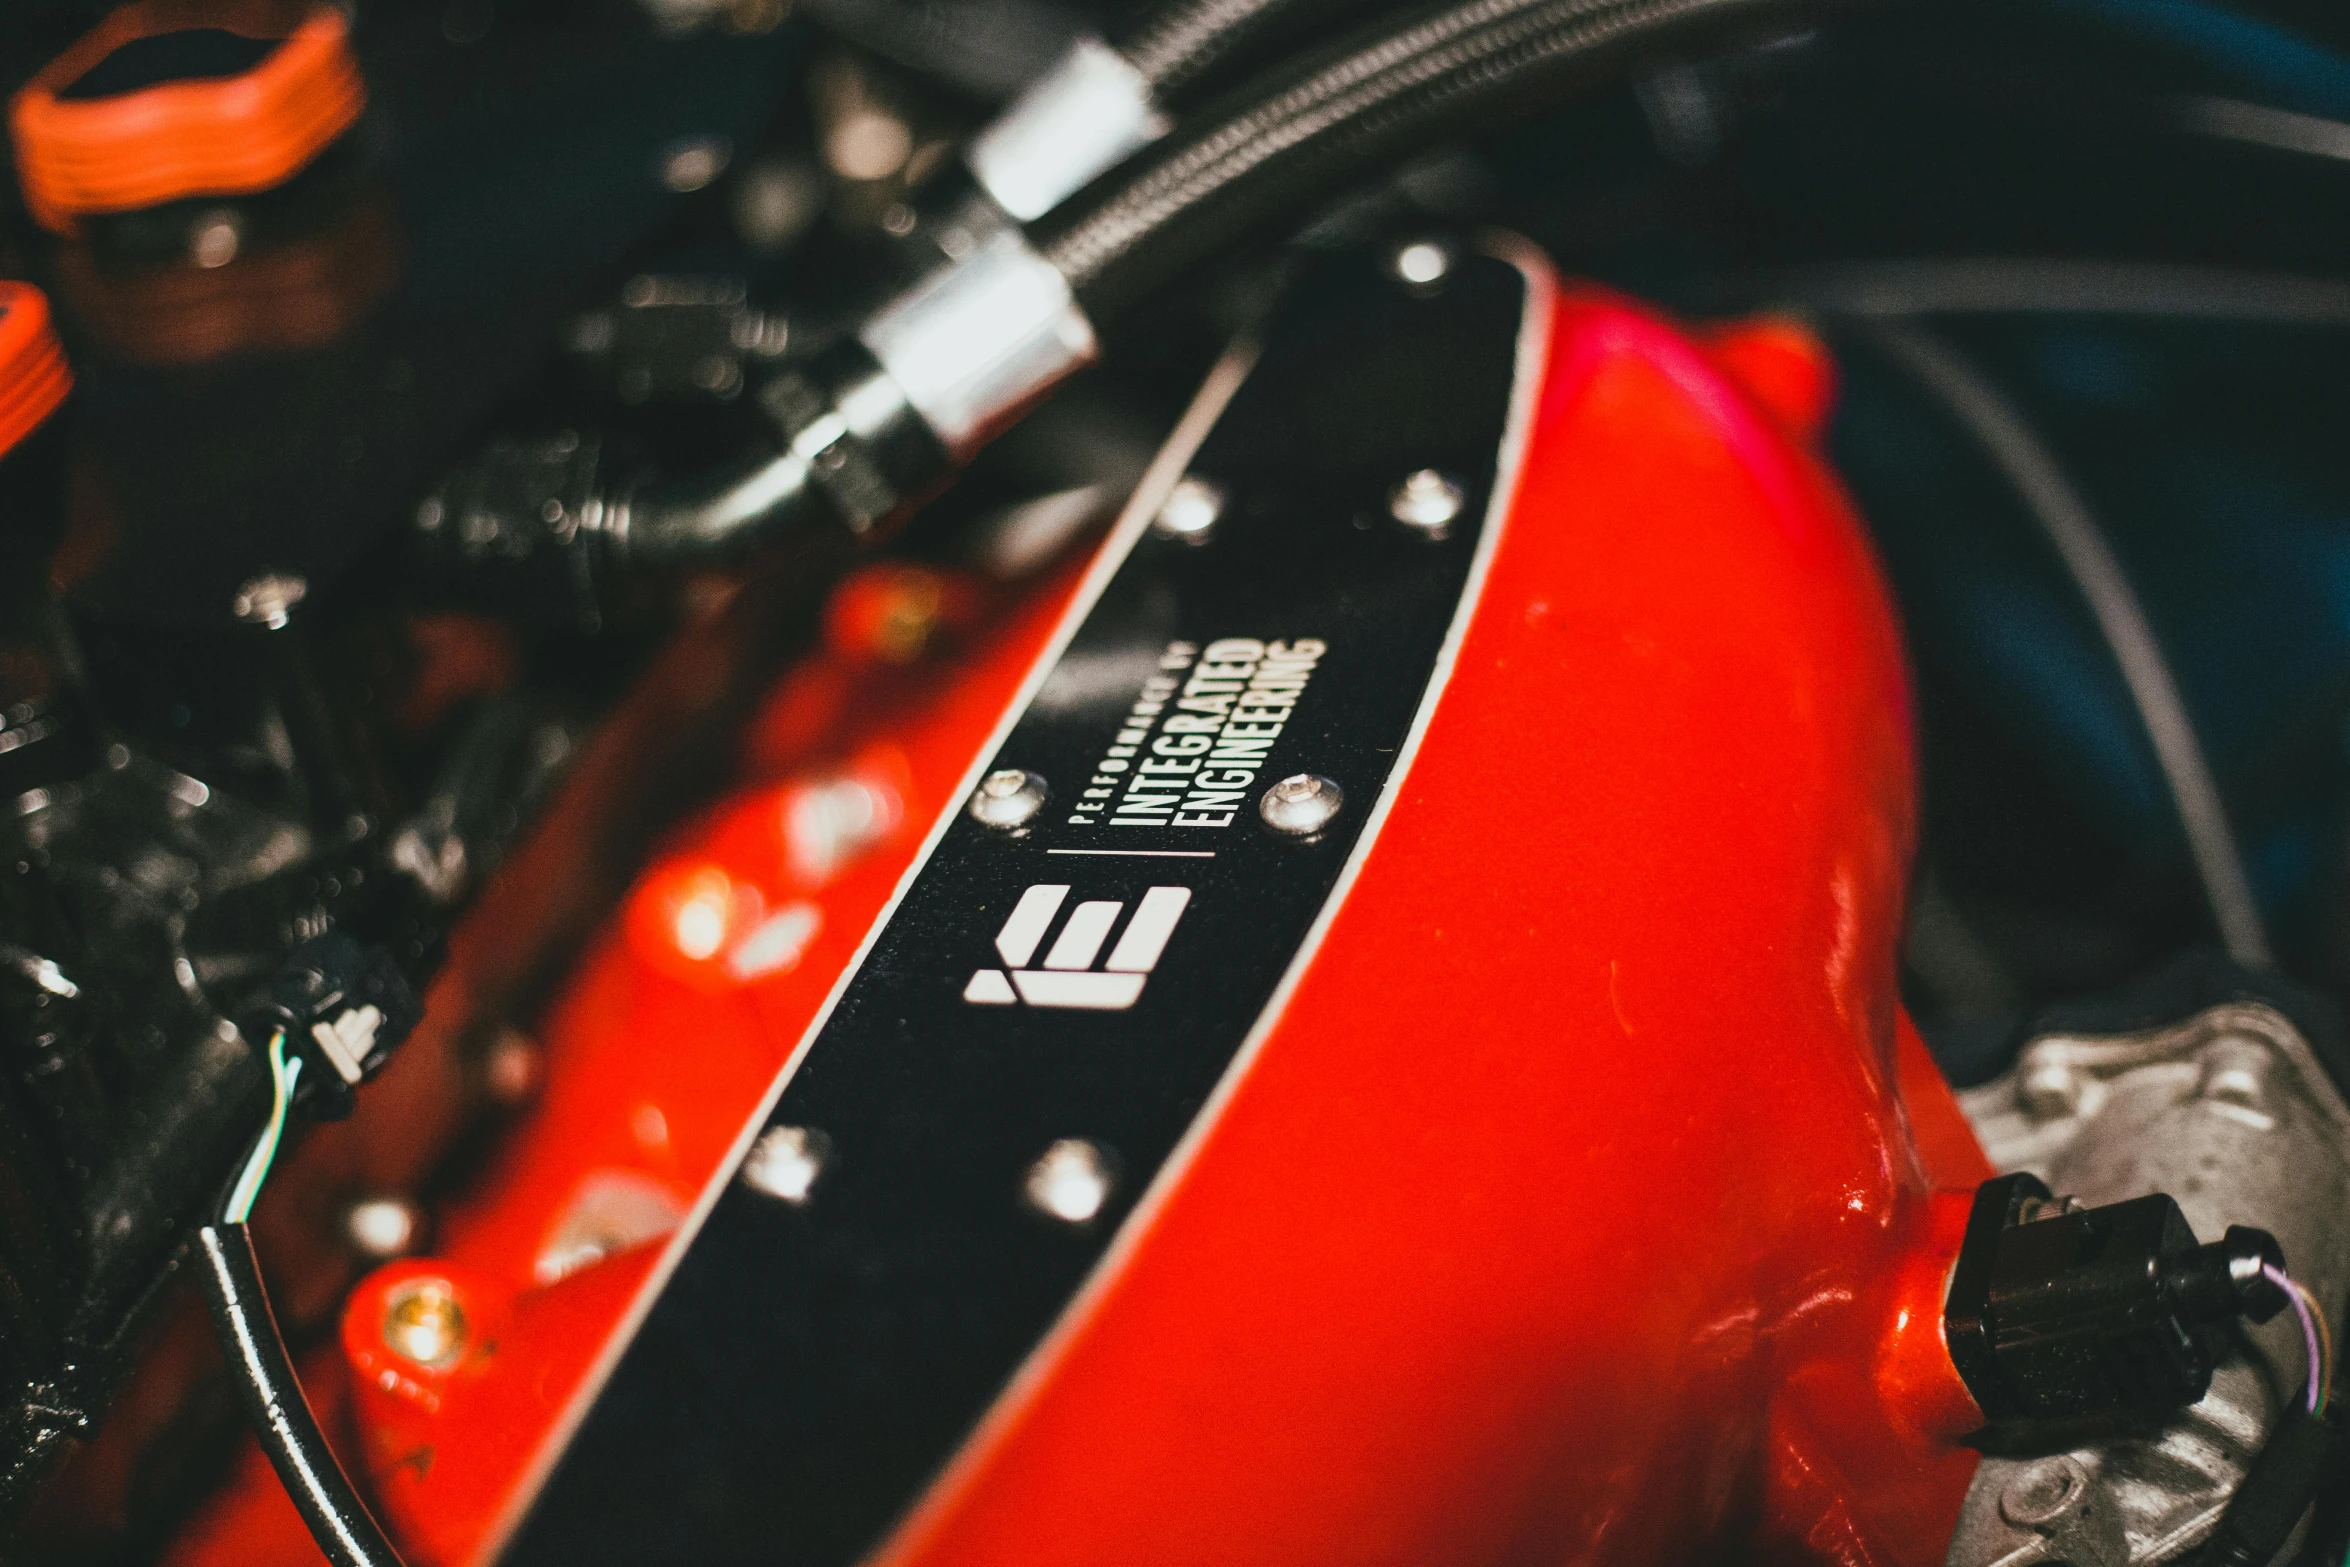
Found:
[223,1030,302,1224]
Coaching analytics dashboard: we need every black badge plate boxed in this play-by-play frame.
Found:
[504,248,1533,1566]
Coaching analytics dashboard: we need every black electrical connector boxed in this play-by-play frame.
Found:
[232,932,423,1120]
[1944,1173,2289,1435]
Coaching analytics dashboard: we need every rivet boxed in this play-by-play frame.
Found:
[1153,476,1224,544]
[969,768,1047,830]
[1389,469,1465,537]
[1260,773,1343,836]
[1026,1139,1113,1223]
[1998,1455,2089,1527]
[231,573,308,629]
[1390,239,1453,289]
[381,1279,469,1369]
[740,1125,830,1205]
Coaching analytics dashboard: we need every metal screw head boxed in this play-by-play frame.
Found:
[1390,239,1453,289]
[1025,1139,1113,1223]
[740,1125,830,1205]
[1153,476,1224,544]
[969,768,1047,830]
[1389,470,1466,537]
[382,1279,469,1369]
[344,1196,423,1261]
[231,573,308,629]
[1260,773,1344,836]
[1998,1455,2089,1527]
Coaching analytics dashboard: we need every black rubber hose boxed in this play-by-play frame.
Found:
[195,1224,407,1567]
[619,447,824,569]
[1035,0,1865,321]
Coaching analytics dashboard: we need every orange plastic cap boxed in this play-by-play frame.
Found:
[0,284,73,459]
[10,0,365,234]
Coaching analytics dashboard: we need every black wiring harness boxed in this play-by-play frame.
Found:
[195,1225,405,1567]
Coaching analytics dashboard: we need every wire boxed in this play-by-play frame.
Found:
[196,1028,407,1566]
[2263,1264,2333,1416]
[1857,319,2275,972]
[195,1224,408,1567]
[1734,258,2350,324]
[224,1029,301,1224]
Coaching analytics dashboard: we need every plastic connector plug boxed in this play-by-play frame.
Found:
[233,933,422,1120]
[1944,1173,2291,1435]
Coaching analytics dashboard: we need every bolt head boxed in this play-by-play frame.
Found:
[1390,239,1453,289]
[231,573,308,629]
[969,768,1047,830]
[382,1279,469,1369]
[1389,469,1466,537]
[740,1124,829,1204]
[1153,476,1224,543]
[1026,1139,1113,1223]
[1998,1455,2089,1527]
[1260,773,1343,836]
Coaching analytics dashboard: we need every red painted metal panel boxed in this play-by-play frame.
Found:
[167,259,1991,1567]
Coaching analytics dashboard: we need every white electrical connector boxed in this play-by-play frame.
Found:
[309,1004,385,1086]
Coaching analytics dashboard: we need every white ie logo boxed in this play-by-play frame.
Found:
[963,884,1191,1010]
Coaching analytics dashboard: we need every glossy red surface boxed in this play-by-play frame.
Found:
[168,264,1992,1566]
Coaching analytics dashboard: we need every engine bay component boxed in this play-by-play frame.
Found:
[0,283,71,462]
[8,0,365,235]
[1944,1173,2287,1431]
[229,933,422,1121]
[1948,979,2350,1567]
[6,0,2350,1559]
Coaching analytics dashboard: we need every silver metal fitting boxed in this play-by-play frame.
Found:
[859,230,1099,459]
[1260,774,1343,836]
[964,37,1169,222]
[969,768,1048,829]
